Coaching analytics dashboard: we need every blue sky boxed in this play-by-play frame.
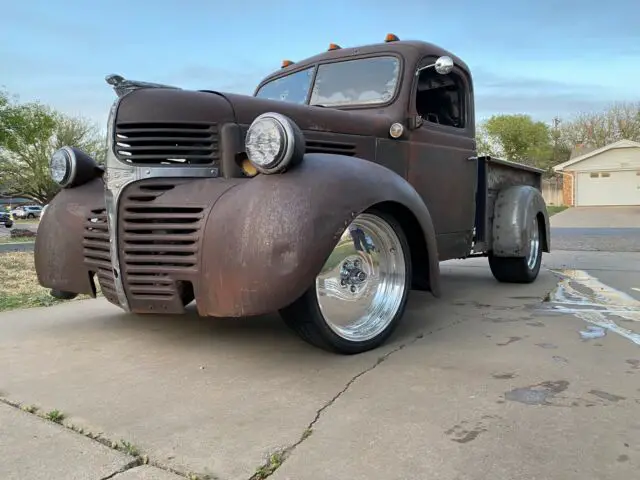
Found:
[2,0,639,129]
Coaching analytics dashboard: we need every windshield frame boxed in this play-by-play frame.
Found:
[254,52,405,110]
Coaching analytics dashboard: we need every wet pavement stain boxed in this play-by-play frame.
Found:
[627,359,640,370]
[445,417,497,444]
[504,380,569,405]
[497,336,522,346]
[542,269,640,346]
[580,325,607,340]
[536,342,558,349]
[526,321,546,327]
[552,355,569,364]
[492,372,517,379]
[617,454,629,463]
[588,390,626,402]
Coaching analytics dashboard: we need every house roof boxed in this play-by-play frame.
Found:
[553,139,640,172]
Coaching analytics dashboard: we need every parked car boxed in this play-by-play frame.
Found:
[0,210,13,228]
[35,34,550,354]
[13,205,43,219]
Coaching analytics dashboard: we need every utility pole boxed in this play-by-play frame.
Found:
[552,116,561,165]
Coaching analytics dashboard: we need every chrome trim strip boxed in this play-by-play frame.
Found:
[103,96,220,312]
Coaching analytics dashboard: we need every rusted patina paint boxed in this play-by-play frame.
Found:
[197,153,440,317]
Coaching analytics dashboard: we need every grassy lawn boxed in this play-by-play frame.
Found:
[14,218,40,225]
[547,205,569,216]
[0,252,96,313]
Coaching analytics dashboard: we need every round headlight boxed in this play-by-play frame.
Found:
[245,112,305,174]
[49,147,76,187]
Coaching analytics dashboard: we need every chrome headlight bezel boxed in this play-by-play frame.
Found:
[245,112,305,175]
[49,147,76,187]
[49,146,100,189]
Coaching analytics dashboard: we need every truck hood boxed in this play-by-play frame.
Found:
[114,87,395,140]
[219,92,395,138]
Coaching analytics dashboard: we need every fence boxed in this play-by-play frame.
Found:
[541,177,564,206]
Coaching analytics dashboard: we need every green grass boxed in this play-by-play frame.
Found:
[0,252,98,312]
[547,205,569,216]
[45,409,65,423]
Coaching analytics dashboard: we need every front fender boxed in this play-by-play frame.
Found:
[197,153,441,317]
[491,185,550,257]
[34,178,105,296]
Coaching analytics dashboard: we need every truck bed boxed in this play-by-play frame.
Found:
[472,156,544,254]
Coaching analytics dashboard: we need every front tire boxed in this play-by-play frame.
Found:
[280,209,412,355]
[488,214,543,283]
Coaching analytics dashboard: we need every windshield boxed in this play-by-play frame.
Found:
[310,56,400,107]
[255,56,401,108]
[255,67,314,104]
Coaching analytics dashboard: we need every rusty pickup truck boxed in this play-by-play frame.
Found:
[36,34,550,354]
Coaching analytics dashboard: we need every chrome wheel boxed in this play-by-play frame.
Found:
[526,215,540,270]
[315,213,407,342]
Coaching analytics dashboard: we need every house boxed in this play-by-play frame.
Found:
[553,139,640,206]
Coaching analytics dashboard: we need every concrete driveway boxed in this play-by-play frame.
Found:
[1,249,640,480]
[551,206,640,228]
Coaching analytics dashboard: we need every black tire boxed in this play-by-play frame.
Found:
[5,222,13,229]
[27,213,34,219]
[279,209,412,355]
[488,215,543,283]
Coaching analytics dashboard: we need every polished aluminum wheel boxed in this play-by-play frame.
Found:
[526,216,541,270]
[315,213,407,342]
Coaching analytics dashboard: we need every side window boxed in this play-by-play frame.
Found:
[415,60,467,128]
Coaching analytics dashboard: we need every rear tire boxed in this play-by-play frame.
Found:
[488,214,543,283]
[279,209,412,355]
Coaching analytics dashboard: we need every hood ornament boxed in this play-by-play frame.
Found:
[105,74,181,97]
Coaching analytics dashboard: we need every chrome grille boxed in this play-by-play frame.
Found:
[114,122,219,165]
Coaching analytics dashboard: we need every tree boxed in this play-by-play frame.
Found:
[559,101,640,149]
[0,90,105,205]
[476,114,565,172]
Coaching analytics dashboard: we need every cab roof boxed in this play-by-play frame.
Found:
[257,37,471,89]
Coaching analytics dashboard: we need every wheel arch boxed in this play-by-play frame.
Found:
[491,185,550,257]
[370,200,434,293]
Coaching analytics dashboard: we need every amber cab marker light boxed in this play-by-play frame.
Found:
[281,59,294,68]
[328,43,342,51]
[385,33,400,42]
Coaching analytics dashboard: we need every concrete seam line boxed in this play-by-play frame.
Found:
[247,313,473,480]
[0,396,212,480]
[99,460,144,480]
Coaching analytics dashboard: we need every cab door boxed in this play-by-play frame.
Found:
[407,56,478,261]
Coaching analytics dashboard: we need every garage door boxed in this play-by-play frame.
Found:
[576,170,640,206]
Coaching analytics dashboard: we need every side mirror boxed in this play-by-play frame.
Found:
[434,56,454,74]
[415,55,455,76]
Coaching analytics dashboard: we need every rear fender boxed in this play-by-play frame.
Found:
[491,185,550,257]
[198,153,441,317]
